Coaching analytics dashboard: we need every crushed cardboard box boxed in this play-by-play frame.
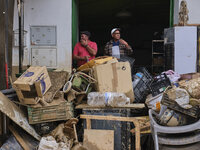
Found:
[13,66,51,104]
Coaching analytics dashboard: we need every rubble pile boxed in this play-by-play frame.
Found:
[0,57,200,149]
[145,71,200,126]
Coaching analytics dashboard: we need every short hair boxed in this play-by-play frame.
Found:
[80,31,91,38]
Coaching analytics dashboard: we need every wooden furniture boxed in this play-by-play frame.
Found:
[80,114,150,150]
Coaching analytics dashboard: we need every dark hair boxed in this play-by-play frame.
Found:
[80,31,91,38]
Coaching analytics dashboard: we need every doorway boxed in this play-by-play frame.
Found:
[77,0,170,70]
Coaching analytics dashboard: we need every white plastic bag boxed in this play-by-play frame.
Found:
[87,92,130,107]
[38,136,70,150]
[163,70,180,83]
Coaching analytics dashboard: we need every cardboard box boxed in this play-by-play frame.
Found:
[93,62,134,102]
[13,66,51,104]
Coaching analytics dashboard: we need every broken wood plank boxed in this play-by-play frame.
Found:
[134,121,140,150]
[130,124,151,134]
[86,119,91,129]
[9,126,30,150]
[76,103,145,109]
[0,92,40,140]
[80,114,147,122]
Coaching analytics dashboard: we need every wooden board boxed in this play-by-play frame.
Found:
[76,103,145,109]
[9,126,30,150]
[83,129,114,150]
[0,92,40,140]
[1,125,39,150]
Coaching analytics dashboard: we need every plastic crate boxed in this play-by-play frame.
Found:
[133,67,153,103]
[27,101,74,124]
[150,73,171,97]
[119,56,135,68]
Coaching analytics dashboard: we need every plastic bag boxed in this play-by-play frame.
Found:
[162,70,180,83]
[87,92,130,107]
[38,136,70,150]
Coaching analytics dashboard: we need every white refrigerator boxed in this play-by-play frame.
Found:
[164,26,198,74]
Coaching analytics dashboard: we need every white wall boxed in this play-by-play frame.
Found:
[13,0,72,72]
[174,0,200,25]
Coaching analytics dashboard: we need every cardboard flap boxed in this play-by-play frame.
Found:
[35,81,43,97]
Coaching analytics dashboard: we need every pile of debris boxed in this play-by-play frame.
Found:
[0,66,82,149]
[145,71,200,127]
[66,56,134,107]
[0,56,135,149]
[0,56,200,150]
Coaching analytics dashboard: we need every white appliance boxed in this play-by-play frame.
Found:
[164,26,198,74]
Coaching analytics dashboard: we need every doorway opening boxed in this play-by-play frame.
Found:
[78,0,170,70]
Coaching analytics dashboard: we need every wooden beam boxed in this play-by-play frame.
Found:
[9,126,30,150]
[86,118,91,129]
[81,114,148,121]
[130,122,151,134]
[76,103,145,109]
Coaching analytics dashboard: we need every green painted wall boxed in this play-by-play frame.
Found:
[72,0,78,50]
[170,0,174,27]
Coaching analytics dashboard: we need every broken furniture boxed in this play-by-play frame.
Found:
[63,70,96,104]
[81,109,132,150]
[77,103,147,150]
[0,92,41,141]
[80,114,150,150]
[149,108,200,150]
[63,70,95,94]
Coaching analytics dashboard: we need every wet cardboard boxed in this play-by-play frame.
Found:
[13,66,51,104]
[93,62,134,103]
